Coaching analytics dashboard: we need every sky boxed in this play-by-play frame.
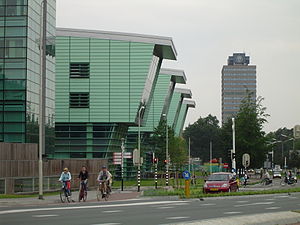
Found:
[56,0,300,132]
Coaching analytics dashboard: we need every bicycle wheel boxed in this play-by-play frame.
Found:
[78,189,83,202]
[280,180,286,186]
[60,189,66,203]
[96,186,102,201]
[66,190,71,203]
[83,190,87,202]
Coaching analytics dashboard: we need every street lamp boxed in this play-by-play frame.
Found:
[232,118,236,173]
[137,105,145,192]
[121,138,125,191]
[162,113,169,186]
[38,0,47,200]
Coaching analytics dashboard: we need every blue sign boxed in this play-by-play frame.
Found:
[182,171,191,180]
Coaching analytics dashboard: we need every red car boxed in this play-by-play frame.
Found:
[203,172,238,193]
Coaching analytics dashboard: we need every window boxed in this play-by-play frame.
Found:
[70,63,89,78]
[69,93,89,108]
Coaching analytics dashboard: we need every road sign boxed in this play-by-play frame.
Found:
[242,153,250,168]
[113,152,132,159]
[182,171,191,180]
[294,125,300,139]
[133,149,139,165]
[223,163,229,169]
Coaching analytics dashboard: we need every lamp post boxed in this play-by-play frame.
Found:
[280,134,294,168]
[137,106,145,192]
[162,114,169,186]
[38,0,47,200]
[188,137,191,173]
[209,140,212,174]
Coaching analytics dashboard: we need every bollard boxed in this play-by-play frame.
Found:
[185,179,190,198]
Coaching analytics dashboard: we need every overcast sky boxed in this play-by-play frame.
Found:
[56,0,300,132]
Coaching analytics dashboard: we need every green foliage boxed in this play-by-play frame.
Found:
[183,114,224,162]
[222,94,269,168]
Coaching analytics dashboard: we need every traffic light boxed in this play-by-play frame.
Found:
[232,153,236,159]
[228,149,232,159]
[153,158,158,164]
[164,159,167,164]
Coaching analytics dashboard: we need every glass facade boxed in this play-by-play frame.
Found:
[0,0,55,152]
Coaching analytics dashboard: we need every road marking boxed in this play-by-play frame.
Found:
[90,223,121,225]
[224,211,241,215]
[266,207,280,210]
[201,203,216,206]
[290,197,297,199]
[277,195,289,198]
[32,214,58,218]
[0,200,186,215]
[158,206,175,209]
[166,216,189,220]
[102,210,123,213]
[236,200,248,203]
[265,199,275,201]
[235,202,274,207]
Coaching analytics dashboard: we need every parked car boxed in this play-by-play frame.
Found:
[273,171,282,179]
[203,172,238,194]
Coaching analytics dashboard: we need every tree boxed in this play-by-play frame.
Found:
[183,114,224,163]
[222,94,269,168]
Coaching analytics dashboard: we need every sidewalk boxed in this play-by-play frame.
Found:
[0,190,141,207]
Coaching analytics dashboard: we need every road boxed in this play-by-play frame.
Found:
[1,193,300,225]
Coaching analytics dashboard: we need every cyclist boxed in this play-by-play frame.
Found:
[78,166,89,192]
[97,166,112,196]
[59,167,74,201]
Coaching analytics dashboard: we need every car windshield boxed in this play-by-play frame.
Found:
[207,174,229,181]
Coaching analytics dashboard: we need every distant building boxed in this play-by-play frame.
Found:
[221,53,256,123]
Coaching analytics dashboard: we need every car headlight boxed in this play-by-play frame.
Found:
[221,183,228,188]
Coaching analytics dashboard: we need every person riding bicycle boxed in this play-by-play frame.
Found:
[97,166,112,195]
[78,166,89,192]
[59,168,74,201]
[263,170,271,185]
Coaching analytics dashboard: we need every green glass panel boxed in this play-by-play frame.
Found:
[4,102,25,111]
[0,38,4,47]
[5,27,26,37]
[6,6,27,16]
[4,123,25,132]
[5,16,27,26]
[4,91,25,100]
[0,27,3,37]
[0,80,3,90]
[5,37,26,47]
[0,6,4,16]
[0,16,4,26]
[4,47,26,58]
[4,58,26,68]
[4,79,25,90]
[0,0,5,6]
[4,133,25,142]
[4,69,26,79]
[4,111,25,122]
[0,47,3,58]
[6,0,27,5]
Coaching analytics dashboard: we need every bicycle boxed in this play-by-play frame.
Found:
[97,180,110,201]
[280,177,296,186]
[60,181,72,203]
[78,180,88,202]
[260,178,273,186]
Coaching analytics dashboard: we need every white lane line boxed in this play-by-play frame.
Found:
[224,211,241,215]
[266,207,281,210]
[0,200,186,215]
[158,206,175,209]
[102,210,123,213]
[90,223,121,225]
[167,203,189,206]
[290,197,297,199]
[235,202,274,207]
[265,199,275,201]
[277,196,289,198]
[32,214,58,218]
[236,200,249,203]
[166,216,189,220]
[201,203,216,206]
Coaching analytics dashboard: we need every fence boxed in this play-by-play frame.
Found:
[0,142,107,194]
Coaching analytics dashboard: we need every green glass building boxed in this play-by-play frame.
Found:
[53,28,177,159]
[0,0,55,149]
[167,88,192,130]
[174,99,195,136]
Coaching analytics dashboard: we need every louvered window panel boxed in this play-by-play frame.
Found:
[69,93,89,108]
[70,63,90,78]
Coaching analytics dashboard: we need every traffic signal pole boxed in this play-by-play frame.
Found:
[232,118,236,173]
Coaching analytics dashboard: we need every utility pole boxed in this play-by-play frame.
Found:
[188,137,191,173]
[232,118,236,173]
[38,0,47,200]
[137,106,144,192]
[209,140,212,174]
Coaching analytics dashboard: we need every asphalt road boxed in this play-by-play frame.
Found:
[1,192,300,225]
